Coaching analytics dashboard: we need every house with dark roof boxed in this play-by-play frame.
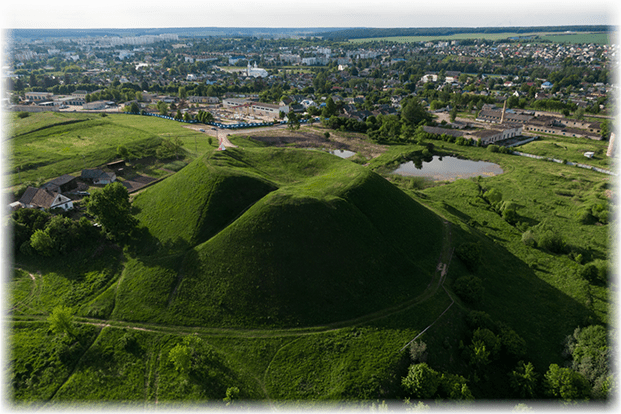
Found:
[81,169,117,185]
[41,174,78,194]
[18,187,74,211]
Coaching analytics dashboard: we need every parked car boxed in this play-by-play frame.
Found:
[199,128,205,132]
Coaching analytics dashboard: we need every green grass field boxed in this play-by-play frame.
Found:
[7,112,213,187]
[7,113,611,406]
[349,31,611,44]
[517,134,611,169]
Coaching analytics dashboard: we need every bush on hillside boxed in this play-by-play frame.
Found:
[402,363,440,399]
[455,242,483,271]
[409,340,428,363]
[521,229,536,247]
[537,229,566,254]
[453,275,484,305]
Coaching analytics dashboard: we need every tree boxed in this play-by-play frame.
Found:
[401,98,431,126]
[543,364,591,401]
[47,305,76,338]
[196,110,214,124]
[168,344,191,374]
[157,100,168,115]
[500,327,527,359]
[409,340,428,363]
[223,387,240,405]
[287,111,300,130]
[509,361,538,399]
[564,325,611,398]
[84,182,137,240]
[126,102,139,113]
[30,229,54,256]
[322,96,337,118]
[472,328,501,358]
[537,229,566,254]
[438,373,474,400]
[600,119,610,140]
[402,363,440,399]
[178,86,187,100]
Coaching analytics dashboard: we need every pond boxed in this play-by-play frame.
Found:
[329,149,356,159]
[392,156,503,181]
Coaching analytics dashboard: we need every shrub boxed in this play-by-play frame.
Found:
[537,230,566,254]
[465,310,498,332]
[579,263,597,282]
[472,328,501,357]
[500,327,527,359]
[453,276,484,304]
[455,242,483,271]
[409,340,428,363]
[502,208,518,225]
[402,363,440,399]
[576,209,594,225]
[521,229,536,247]
[487,144,499,153]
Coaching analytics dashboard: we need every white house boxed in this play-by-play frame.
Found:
[18,187,74,211]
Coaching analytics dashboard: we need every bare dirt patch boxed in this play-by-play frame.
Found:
[239,126,388,160]
[121,175,158,193]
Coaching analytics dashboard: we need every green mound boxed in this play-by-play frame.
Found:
[117,148,445,328]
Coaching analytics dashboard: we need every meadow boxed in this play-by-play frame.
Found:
[349,32,610,44]
[7,114,612,406]
[6,112,213,188]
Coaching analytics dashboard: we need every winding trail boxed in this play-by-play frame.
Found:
[9,221,455,343]
[8,219,458,404]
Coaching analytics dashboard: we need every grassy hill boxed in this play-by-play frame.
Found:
[7,116,611,405]
[111,147,445,328]
[7,112,210,187]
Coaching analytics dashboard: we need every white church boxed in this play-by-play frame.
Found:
[246,62,269,78]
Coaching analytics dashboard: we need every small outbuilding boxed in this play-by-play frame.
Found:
[81,169,117,185]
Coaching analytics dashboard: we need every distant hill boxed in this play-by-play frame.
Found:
[8,27,342,39]
[112,148,445,329]
[317,25,613,41]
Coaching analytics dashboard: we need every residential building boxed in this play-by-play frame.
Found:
[18,187,74,211]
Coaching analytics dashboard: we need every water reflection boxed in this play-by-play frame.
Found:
[393,156,503,181]
[330,149,356,158]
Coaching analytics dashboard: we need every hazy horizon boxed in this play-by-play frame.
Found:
[3,0,618,30]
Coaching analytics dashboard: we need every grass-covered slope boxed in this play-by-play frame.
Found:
[116,148,445,328]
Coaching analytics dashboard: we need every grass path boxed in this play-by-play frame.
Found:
[8,219,455,404]
[9,218,454,339]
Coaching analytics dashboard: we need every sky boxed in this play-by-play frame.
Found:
[2,0,620,30]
